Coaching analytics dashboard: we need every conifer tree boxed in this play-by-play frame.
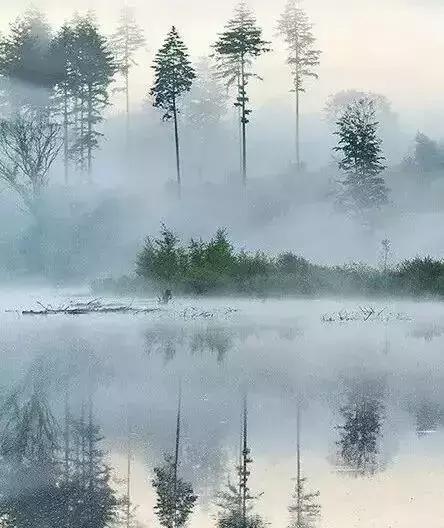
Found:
[69,14,115,180]
[288,408,320,528]
[217,396,265,528]
[277,0,321,169]
[111,6,145,147]
[151,26,195,194]
[50,24,77,184]
[334,98,389,216]
[0,373,60,528]
[67,403,119,528]
[0,8,54,112]
[152,389,197,528]
[336,379,385,476]
[213,2,270,186]
[183,57,227,180]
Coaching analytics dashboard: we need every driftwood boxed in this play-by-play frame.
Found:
[322,306,411,323]
[20,299,161,316]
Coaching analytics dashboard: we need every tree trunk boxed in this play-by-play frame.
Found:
[63,87,69,185]
[87,85,93,183]
[173,384,182,528]
[126,421,132,528]
[295,87,300,170]
[241,394,248,528]
[296,405,301,528]
[172,97,182,197]
[240,56,247,187]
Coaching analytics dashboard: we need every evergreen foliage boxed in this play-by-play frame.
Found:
[152,454,197,528]
[334,98,389,214]
[151,27,195,191]
[277,0,321,167]
[213,2,270,185]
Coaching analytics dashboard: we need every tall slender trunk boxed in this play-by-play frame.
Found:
[125,36,130,154]
[64,385,71,528]
[295,86,300,170]
[241,394,248,528]
[296,405,301,528]
[125,67,130,153]
[126,420,132,528]
[173,383,182,528]
[63,86,69,185]
[172,96,182,197]
[87,85,93,182]
[240,54,247,187]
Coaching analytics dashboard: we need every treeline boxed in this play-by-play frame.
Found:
[0,2,402,216]
[93,226,444,298]
[0,371,327,528]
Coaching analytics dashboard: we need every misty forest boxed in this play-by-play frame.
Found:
[0,1,444,527]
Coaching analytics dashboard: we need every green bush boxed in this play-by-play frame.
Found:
[95,226,444,299]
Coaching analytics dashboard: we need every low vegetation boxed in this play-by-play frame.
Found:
[91,226,444,299]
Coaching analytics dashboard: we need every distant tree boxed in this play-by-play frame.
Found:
[334,98,389,216]
[217,396,265,528]
[336,379,385,476]
[0,7,54,111]
[0,374,60,528]
[69,14,115,180]
[50,24,77,184]
[0,109,62,215]
[111,6,145,147]
[277,0,321,169]
[152,390,197,528]
[325,90,397,126]
[288,407,320,528]
[213,2,270,186]
[151,26,195,194]
[67,404,119,528]
[411,132,444,173]
[182,57,227,180]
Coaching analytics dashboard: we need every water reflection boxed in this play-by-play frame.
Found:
[1,297,444,527]
[335,378,386,476]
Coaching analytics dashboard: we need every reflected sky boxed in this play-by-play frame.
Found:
[1,294,444,527]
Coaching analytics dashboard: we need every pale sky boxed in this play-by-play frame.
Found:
[1,0,443,131]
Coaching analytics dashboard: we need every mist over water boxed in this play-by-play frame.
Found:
[1,291,444,527]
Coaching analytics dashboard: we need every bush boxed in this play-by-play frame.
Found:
[96,226,444,300]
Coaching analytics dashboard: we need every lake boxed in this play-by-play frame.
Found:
[1,289,444,527]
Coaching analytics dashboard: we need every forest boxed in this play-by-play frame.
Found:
[0,2,442,285]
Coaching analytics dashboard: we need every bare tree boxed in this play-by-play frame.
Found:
[0,110,62,214]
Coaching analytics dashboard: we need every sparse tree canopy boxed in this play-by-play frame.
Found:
[334,98,389,213]
[0,109,62,214]
[325,90,397,126]
[213,1,270,185]
[277,0,321,168]
[151,26,195,191]
[111,5,145,132]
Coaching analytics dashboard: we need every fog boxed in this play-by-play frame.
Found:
[0,2,444,528]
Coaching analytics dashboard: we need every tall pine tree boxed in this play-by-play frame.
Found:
[277,0,321,170]
[111,6,145,149]
[151,27,195,195]
[69,14,115,180]
[152,389,197,528]
[334,98,389,216]
[213,2,270,186]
